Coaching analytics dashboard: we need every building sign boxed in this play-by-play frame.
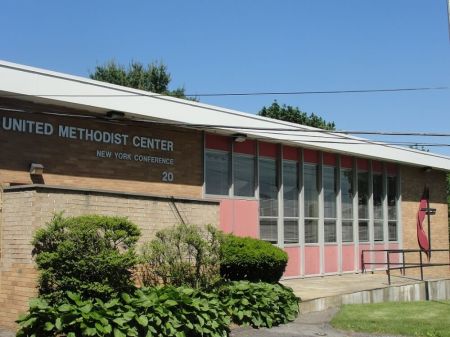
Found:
[0,111,203,187]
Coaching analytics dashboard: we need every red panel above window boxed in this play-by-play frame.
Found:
[341,155,353,168]
[304,149,319,163]
[357,159,369,171]
[323,153,336,166]
[259,142,278,158]
[372,161,383,173]
[205,133,230,151]
[387,163,398,175]
[234,139,256,155]
[283,146,299,161]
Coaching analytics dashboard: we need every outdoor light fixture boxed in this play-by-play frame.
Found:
[423,166,432,173]
[232,133,247,143]
[105,110,125,119]
[29,163,44,175]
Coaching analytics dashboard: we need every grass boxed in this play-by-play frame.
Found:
[331,301,450,337]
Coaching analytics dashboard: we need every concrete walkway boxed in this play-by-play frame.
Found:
[281,273,417,301]
[231,307,406,337]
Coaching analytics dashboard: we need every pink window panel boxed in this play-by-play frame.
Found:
[342,244,355,272]
[358,243,371,271]
[283,146,299,161]
[205,133,230,151]
[357,159,369,171]
[284,247,301,277]
[387,164,398,175]
[259,142,278,158]
[374,243,386,269]
[324,245,339,273]
[372,161,383,173]
[234,139,256,155]
[304,149,319,163]
[323,153,336,166]
[341,155,353,169]
[219,199,259,238]
[304,246,320,275]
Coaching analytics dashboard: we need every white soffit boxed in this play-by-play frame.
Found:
[1,60,450,171]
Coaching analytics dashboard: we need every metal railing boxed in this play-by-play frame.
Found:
[361,249,450,285]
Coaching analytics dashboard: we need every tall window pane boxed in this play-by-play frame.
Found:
[304,164,319,218]
[388,175,398,241]
[305,219,318,243]
[358,171,369,242]
[387,176,397,220]
[260,219,278,243]
[205,150,229,195]
[324,220,337,243]
[373,174,383,220]
[284,219,299,244]
[283,161,298,217]
[358,171,369,219]
[341,168,354,242]
[323,166,336,218]
[234,154,255,197]
[259,158,278,217]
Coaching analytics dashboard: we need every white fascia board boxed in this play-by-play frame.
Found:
[1,60,450,171]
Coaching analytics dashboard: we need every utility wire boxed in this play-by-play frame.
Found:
[0,86,447,98]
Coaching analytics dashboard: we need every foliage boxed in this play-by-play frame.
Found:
[140,223,223,289]
[90,60,196,100]
[217,281,299,328]
[258,100,335,130]
[17,287,230,337]
[331,301,450,337]
[220,235,288,283]
[32,214,141,303]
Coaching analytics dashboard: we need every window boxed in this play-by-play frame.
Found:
[388,175,398,241]
[283,160,299,243]
[260,218,278,243]
[323,166,336,243]
[259,158,278,242]
[373,173,384,241]
[341,168,354,242]
[205,150,230,195]
[233,154,255,197]
[358,171,369,242]
[304,164,319,243]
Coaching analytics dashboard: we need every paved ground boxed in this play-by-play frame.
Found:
[0,328,13,337]
[281,273,418,301]
[231,307,404,337]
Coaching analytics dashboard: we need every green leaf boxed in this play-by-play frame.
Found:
[44,322,54,331]
[58,303,72,312]
[114,328,126,337]
[136,315,149,327]
[55,317,62,330]
[164,299,177,307]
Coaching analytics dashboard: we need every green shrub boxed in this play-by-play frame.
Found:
[217,281,299,328]
[17,287,230,337]
[140,223,223,289]
[32,214,141,303]
[220,235,288,283]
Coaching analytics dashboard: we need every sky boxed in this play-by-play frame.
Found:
[1,0,450,155]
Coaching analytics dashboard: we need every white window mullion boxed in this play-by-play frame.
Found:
[336,155,342,273]
[319,152,324,275]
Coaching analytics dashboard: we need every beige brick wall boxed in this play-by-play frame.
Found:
[400,166,449,279]
[0,186,219,330]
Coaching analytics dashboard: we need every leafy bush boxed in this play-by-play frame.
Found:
[32,214,141,303]
[140,223,223,289]
[220,235,288,283]
[17,287,230,337]
[217,281,299,328]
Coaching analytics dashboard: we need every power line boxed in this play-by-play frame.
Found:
[0,86,447,98]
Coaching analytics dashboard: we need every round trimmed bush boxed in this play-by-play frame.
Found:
[220,235,288,283]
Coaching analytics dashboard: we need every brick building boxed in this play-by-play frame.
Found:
[0,60,449,327]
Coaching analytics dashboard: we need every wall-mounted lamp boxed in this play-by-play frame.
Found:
[29,163,44,175]
[423,166,432,173]
[105,110,125,119]
[232,133,247,143]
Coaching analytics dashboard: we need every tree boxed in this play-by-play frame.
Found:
[258,100,335,130]
[90,60,195,100]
